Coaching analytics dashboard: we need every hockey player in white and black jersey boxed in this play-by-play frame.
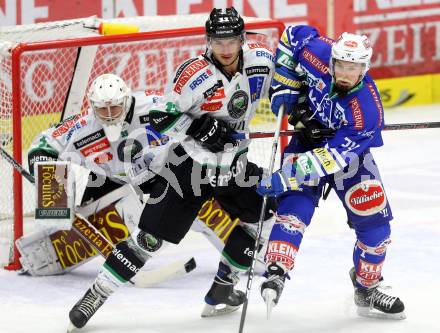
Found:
[145,7,278,318]
[67,7,277,330]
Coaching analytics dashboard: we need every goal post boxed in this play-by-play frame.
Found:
[0,16,287,270]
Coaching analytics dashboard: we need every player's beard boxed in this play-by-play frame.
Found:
[334,77,360,94]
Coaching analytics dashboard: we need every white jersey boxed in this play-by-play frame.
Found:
[28,91,171,185]
[152,41,275,169]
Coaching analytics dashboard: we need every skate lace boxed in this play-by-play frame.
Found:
[215,270,240,286]
[369,288,396,310]
[77,288,106,318]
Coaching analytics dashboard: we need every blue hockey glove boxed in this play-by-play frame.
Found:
[257,170,299,197]
[269,85,299,116]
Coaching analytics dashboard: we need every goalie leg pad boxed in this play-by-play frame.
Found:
[16,228,68,276]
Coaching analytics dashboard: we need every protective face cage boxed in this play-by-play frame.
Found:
[88,73,132,141]
[88,74,132,125]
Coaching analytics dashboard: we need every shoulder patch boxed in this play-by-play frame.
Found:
[248,42,272,52]
[301,48,329,74]
[173,59,209,94]
[173,58,198,83]
[318,36,334,46]
[245,66,270,76]
[367,83,383,127]
[52,110,88,138]
[349,97,364,130]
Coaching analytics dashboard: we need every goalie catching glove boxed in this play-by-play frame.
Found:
[186,114,237,153]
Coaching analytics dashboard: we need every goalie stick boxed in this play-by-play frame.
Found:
[0,146,196,286]
[232,121,440,140]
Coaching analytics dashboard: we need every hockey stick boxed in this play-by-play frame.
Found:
[238,107,285,333]
[0,146,196,286]
[232,121,440,140]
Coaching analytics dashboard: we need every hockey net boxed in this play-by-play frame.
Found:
[0,15,286,269]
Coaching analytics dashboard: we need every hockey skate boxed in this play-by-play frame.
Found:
[349,267,406,320]
[201,262,246,317]
[260,263,286,319]
[67,284,108,331]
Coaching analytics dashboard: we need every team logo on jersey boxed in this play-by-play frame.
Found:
[344,179,387,216]
[173,59,209,94]
[349,97,364,130]
[117,139,143,162]
[80,138,110,157]
[227,90,248,119]
[245,66,270,76]
[367,84,383,127]
[73,129,105,149]
[248,42,270,51]
[302,48,329,74]
[255,50,274,62]
[93,152,113,164]
[318,36,334,46]
[275,215,306,235]
[52,116,87,138]
[201,102,223,112]
[248,76,265,103]
[203,80,223,99]
[172,58,198,83]
[145,125,169,146]
[189,69,213,90]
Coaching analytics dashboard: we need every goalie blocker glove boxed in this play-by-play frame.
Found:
[186,114,237,153]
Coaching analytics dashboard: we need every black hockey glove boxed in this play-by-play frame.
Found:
[288,101,335,147]
[186,114,236,153]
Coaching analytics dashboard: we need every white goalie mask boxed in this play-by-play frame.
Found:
[88,74,132,141]
[330,32,373,81]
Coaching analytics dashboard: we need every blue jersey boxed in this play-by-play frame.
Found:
[274,25,385,183]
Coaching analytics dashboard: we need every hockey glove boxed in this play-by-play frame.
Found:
[288,102,335,146]
[269,85,299,116]
[186,114,236,153]
[257,170,299,197]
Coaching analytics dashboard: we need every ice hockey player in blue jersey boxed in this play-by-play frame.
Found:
[257,25,406,320]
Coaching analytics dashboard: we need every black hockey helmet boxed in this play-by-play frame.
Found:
[205,7,245,39]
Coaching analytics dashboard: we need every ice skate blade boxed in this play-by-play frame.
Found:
[201,303,240,317]
[357,306,406,320]
[66,322,77,332]
[262,288,277,319]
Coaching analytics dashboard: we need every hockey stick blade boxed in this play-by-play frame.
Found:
[232,121,440,140]
[133,257,197,288]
